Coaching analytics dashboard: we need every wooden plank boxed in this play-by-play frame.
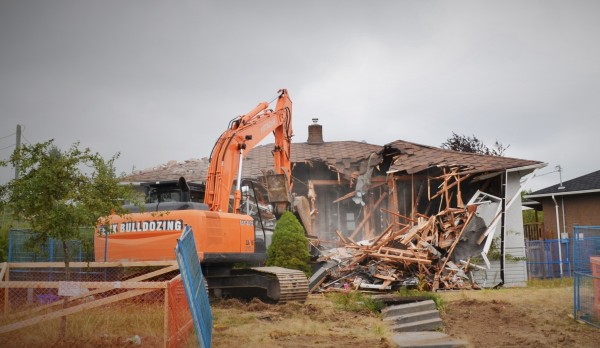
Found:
[373,274,396,281]
[436,210,475,279]
[332,191,356,203]
[8,261,178,269]
[0,262,7,281]
[378,246,417,255]
[388,176,399,226]
[308,179,344,186]
[430,174,472,200]
[377,247,429,259]
[370,253,432,264]
[379,280,393,290]
[349,192,387,239]
[373,225,410,249]
[380,208,416,224]
[400,216,434,246]
[0,281,168,289]
[164,278,170,348]
[12,265,180,319]
[3,263,8,315]
[335,229,353,245]
[0,288,154,335]
[368,224,394,250]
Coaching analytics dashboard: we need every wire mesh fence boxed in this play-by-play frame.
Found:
[574,271,600,328]
[573,226,600,273]
[0,261,196,347]
[8,229,95,263]
[572,226,600,328]
[525,238,572,279]
[175,226,212,348]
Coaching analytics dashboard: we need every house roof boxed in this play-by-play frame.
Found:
[526,169,600,198]
[123,138,545,185]
[244,140,382,179]
[122,158,210,183]
[123,141,382,183]
[385,139,546,175]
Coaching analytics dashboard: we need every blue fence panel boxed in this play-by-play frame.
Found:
[8,229,94,263]
[574,271,600,328]
[175,226,212,348]
[573,226,600,273]
[525,238,571,278]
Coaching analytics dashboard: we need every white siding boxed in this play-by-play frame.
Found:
[472,171,530,287]
[472,259,527,288]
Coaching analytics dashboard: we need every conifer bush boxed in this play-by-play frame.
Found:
[266,211,311,277]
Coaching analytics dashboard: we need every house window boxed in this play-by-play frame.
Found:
[346,212,355,231]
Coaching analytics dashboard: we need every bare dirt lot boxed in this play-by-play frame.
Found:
[211,295,392,348]
[439,285,600,347]
[212,282,600,348]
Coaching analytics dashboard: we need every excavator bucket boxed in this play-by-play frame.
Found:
[264,173,314,237]
[264,173,293,214]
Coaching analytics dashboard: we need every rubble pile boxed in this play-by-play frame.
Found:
[311,170,487,292]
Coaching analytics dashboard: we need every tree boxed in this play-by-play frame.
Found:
[266,211,311,277]
[441,132,509,156]
[0,140,139,272]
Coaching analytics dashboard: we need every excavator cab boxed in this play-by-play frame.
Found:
[144,177,205,203]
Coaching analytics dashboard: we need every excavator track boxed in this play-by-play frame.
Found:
[250,266,309,303]
[205,266,308,303]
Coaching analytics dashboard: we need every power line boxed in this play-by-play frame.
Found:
[0,132,16,141]
[535,169,559,177]
[0,144,15,151]
[22,133,31,145]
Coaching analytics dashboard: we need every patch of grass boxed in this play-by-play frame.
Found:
[396,287,446,313]
[527,277,573,288]
[326,291,385,314]
[3,302,166,346]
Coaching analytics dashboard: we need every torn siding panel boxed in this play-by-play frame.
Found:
[473,259,528,288]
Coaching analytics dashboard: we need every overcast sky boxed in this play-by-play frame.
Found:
[1,0,599,191]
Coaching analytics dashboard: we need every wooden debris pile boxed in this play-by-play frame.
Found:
[312,168,485,292]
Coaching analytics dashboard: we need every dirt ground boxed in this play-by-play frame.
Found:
[2,283,598,347]
[212,284,600,348]
[439,286,600,347]
[211,296,393,348]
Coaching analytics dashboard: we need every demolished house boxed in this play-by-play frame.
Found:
[124,121,545,291]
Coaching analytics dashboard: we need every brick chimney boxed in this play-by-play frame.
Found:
[307,118,324,144]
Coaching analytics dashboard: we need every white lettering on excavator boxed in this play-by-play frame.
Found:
[240,219,253,226]
[116,219,184,233]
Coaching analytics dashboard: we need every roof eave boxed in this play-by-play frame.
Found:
[525,188,600,199]
[505,162,548,173]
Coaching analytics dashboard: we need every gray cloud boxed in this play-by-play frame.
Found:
[1,0,599,192]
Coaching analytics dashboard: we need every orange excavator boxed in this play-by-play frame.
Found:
[95,89,308,302]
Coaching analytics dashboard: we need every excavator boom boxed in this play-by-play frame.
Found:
[204,89,293,214]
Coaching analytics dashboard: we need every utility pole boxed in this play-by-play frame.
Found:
[14,124,21,180]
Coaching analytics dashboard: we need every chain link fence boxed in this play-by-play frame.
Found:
[0,261,196,347]
[525,238,572,279]
[8,229,94,263]
[573,226,600,328]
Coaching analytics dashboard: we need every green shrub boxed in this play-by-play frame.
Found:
[266,211,311,277]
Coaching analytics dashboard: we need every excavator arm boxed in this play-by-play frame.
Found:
[204,89,293,214]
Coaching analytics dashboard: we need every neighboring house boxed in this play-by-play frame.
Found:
[125,121,546,286]
[525,169,600,240]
